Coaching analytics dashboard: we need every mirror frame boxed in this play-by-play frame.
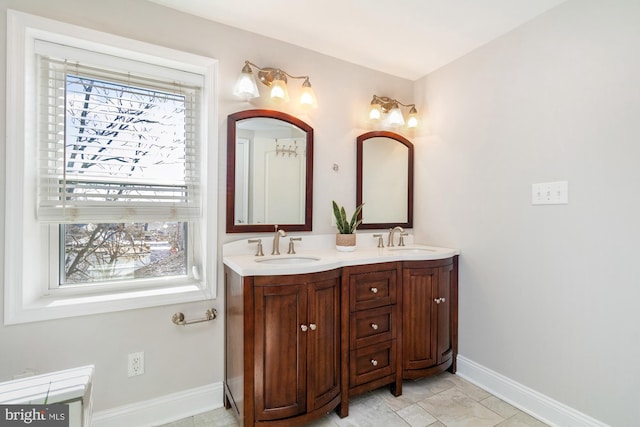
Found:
[356,131,414,230]
[226,109,314,233]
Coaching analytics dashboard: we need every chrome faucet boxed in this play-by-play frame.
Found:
[387,226,404,247]
[272,225,287,255]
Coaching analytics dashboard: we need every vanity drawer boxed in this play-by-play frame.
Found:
[350,305,393,348]
[349,267,397,311]
[350,340,396,387]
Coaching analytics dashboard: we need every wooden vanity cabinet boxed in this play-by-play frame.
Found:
[224,255,459,425]
[224,267,341,427]
[402,256,459,379]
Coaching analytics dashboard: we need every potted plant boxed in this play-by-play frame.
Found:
[332,200,364,252]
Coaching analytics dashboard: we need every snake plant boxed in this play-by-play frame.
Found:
[332,200,364,234]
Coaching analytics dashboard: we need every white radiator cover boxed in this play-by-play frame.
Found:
[0,365,94,427]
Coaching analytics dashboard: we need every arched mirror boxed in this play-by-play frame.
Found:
[226,109,313,233]
[357,131,413,229]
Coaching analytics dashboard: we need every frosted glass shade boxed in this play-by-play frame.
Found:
[406,112,418,128]
[300,84,317,107]
[233,72,259,99]
[270,77,289,102]
[387,106,405,127]
[369,104,382,121]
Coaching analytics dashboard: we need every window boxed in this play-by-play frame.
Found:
[5,11,218,324]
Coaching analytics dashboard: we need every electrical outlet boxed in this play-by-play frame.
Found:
[128,352,144,377]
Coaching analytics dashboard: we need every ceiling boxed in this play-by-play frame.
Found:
[147,0,567,81]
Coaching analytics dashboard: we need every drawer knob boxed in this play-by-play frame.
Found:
[371,323,379,330]
[434,297,446,304]
[370,359,378,366]
[300,324,308,332]
[370,287,378,294]
[309,323,317,331]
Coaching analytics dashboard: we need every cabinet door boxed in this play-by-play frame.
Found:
[307,277,341,410]
[254,284,307,421]
[436,263,454,364]
[403,267,438,370]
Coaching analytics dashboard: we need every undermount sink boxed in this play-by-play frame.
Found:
[255,256,321,265]
[387,247,435,253]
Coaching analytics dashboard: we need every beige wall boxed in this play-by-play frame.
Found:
[415,0,640,425]
[0,0,411,412]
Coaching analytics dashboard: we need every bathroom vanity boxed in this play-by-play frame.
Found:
[223,233,459,426]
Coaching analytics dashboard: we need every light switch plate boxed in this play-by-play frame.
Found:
[532,181,568,205]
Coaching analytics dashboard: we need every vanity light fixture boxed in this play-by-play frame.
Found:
[368,95,419,128]
[233,60,318,107]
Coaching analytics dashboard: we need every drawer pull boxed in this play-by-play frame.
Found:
[300,324,308,332]
[370,359,378,366]
[370,287,378,294]
[370,323,379,330]
[309,323,317,331]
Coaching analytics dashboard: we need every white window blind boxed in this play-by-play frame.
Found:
[36,41,202,223]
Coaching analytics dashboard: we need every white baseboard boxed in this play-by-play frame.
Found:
[91,362,608,427]
[92,382,223,427]
[456,355,608,427]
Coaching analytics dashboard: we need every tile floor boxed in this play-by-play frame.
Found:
[158,372,549,427]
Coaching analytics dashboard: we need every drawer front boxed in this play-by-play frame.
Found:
[351,306,393,348]
[350,269,397,311]
[349,340,396,386]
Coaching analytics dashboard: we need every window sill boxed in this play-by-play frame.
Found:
[4,282,213,325]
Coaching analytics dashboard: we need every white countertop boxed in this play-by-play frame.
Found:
[223,232,459,276]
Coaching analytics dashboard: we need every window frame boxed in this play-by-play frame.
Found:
[4,10,218,325]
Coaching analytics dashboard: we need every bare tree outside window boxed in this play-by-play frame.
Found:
[60,75,189,285]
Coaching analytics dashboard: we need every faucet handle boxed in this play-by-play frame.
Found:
[248,239,264,256]
[373,234,384,248]
[288,237,302,254]
[399,232,408,247]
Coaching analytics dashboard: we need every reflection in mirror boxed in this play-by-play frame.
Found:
[227,110,313,233]
[357,131,413,229]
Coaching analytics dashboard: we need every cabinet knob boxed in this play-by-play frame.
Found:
[309,323,317,331]
[370,287,378,294]
[300,324,308,332]
[434,297,446,304]
[370,359,378,366]
[371,323,379,330]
